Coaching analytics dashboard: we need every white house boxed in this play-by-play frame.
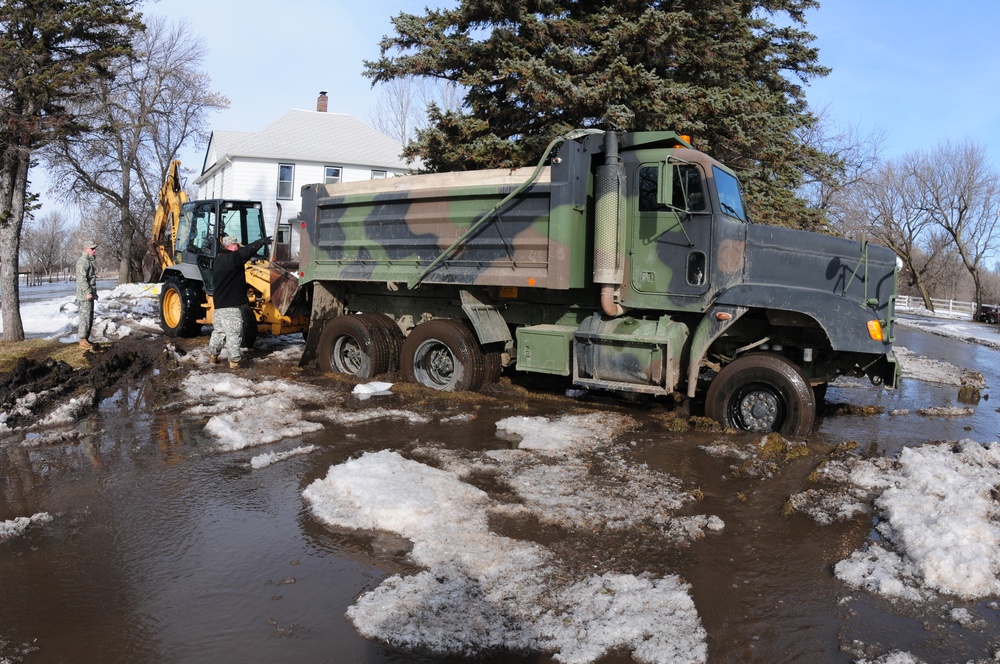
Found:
[194,92,412,260]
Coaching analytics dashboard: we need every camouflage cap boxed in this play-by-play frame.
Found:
[221,235,239,246]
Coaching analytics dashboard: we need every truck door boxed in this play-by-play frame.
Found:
[629,163,712,298]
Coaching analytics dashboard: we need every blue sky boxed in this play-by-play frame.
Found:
[33,0,1000,211]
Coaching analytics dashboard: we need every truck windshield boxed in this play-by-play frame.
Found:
[713,166,747,222]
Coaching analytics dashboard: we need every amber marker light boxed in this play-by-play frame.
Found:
[528,278,536,286]
[867,319,884,341]
[715,312,732,321]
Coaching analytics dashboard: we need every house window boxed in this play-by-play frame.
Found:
[371,170,387,180]
[277,163,294,199]
[324,166,342,184]
[276,223,290,244]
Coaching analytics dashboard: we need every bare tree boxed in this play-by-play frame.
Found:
[20,210,70,281]
[798,107,886,230]
[45,15,228,284]
[843,155,943,310]
[368,76,419,145]
[369,76,465,149]
[0,0,141,341]
[911,140,1000,312]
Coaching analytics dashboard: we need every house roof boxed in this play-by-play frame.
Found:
[199,110,411,178]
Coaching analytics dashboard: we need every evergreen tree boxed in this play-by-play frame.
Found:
[0,0,142,341]
[365,0,832,229]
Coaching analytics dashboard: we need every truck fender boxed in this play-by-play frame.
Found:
[713,285,888,354]
[686,305,749,398]
[161,263,203,284]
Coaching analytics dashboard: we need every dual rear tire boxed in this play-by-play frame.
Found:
[318,315,500,392]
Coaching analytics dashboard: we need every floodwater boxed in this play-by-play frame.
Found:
[1,325,997,663]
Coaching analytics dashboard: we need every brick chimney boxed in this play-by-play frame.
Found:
[317,91,328,113]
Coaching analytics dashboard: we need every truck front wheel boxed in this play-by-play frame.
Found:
[704,353,816,437]
[401,319,485,391]
[317,315,391,378]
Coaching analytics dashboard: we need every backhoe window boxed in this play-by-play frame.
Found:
[713,166,747,222]
[219,203,267,258]
[181,202,217,256]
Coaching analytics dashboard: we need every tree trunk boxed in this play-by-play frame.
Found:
[0,146,30,342]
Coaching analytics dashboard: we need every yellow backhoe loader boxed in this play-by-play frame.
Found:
[143,160,309,343]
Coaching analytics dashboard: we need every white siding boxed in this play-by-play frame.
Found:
[196,156,409,260]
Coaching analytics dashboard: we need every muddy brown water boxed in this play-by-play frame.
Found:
[1,325,998,663]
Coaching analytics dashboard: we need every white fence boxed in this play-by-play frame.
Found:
[895,294,992,320]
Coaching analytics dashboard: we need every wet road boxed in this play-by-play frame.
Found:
[0,325,997,663]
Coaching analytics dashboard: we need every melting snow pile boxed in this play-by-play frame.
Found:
[793,440,1000,601]
[429,413,724,537]
[250,445,318,469]
[180,371,325,451]
[303,412,713,663]
[0,512,52,540]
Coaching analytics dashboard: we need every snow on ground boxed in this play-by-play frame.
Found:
[0,282,161,341]
[178,371,325,451]
[250,445,318,469]
[893,346,985,388]
[303,434,709,664]
[895,313,1000,351]
[791,440,1000,601]
[423,412,723,539]
[0,512,53,540]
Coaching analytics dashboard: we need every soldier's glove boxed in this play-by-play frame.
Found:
[263,236,273,245]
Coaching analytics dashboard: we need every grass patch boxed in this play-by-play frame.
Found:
[0,339,89,373]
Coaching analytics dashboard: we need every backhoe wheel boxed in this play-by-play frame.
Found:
[400,319,486,392]
[317,315,391,379]
[240,306,258,349]
[704,352,816,437]
[159,277,205,337]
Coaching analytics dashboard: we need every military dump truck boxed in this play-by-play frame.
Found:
[294,129,899,436]
[145,160,310,343]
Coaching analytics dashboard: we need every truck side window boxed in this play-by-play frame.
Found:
[639,166,660,211]
[638,165,706,212]
[677,165,706,212]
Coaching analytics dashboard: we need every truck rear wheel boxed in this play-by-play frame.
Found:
[159,277,204,337]
[357,313,404,372]
[401,319,485,391]
[317,315,391,379]
[704,352,816,437]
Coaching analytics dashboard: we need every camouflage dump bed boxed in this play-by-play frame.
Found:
[298,166,591,290]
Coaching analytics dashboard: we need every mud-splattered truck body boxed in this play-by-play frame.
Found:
[296,130,899,435]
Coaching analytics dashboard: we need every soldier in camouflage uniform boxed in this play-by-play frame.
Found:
[207,234,271,368]
[76,242,98,349]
